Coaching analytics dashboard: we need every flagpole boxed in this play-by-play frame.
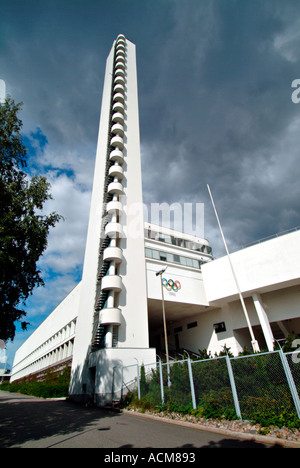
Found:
[207,184,260,353]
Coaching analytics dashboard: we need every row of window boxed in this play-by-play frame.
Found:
[13,319,77,371]
[144,229,212,255]
[145,247,205,269]
[12,339,74,381]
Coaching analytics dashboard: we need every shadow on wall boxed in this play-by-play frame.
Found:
[68,348,125,407]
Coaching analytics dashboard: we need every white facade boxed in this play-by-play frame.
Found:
[10,224,300,393]
[151,228,300,358]
[11,284,79,381]
[10,36,300,404]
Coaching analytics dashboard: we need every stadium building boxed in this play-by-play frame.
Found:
[10,35,300,406]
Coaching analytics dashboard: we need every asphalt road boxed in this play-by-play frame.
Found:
[0,390,282,450]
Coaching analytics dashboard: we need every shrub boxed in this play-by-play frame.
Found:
[1,365,71,398]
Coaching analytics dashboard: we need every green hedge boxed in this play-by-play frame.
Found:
[1,365,70,398]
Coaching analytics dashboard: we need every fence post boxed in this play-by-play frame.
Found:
[137,365,141,400]
[120,366,124,401]
[134,358,141,400]
[112,366,115,401]
[278,347,300,419]
[157,356,164,406]
[225,355,242,420]
[187,357,197,410]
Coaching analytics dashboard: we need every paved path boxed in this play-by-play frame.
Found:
[0,390,284,449]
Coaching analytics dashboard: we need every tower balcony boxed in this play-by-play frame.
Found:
[116,45,126,54]
[99,307,122,326]
[103,246,123,264]
[115,53,125,64]
[105,221,123,238]
[116,40,126,49]
[110,135,124,150]
[113,92,125,104]
[116,36,126,45]
[114,75,125,86]
[101,274,122,293]
[108,164,124,180]
[114,67,125,78]
[116,45,126,56]
[107,181,124,195]
[106,200,123,215]
[112,101,124,114]
[109,149,124,164]
[111,122,124,137]
[115,60,125,71]
[112,111,124,125]
[113,83,125,95]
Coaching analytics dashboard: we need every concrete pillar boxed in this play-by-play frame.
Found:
[252,293,275,351]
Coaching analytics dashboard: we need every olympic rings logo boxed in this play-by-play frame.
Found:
[162,278,181,292]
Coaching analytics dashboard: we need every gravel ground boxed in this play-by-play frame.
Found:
[126,408,300,444]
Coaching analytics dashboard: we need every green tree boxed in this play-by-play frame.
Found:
[0,97,62,341]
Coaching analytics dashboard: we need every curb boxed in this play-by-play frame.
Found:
[123,409,300,448]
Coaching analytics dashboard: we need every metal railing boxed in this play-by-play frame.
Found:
[115,348,300,422]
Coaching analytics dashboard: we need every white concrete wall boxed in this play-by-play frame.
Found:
[146,259,208,306]
[88,347,157,405]
[202,230,300,304]
[166,307,242,357]
[11,283,80,381]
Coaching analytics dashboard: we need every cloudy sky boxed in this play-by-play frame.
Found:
[1,0,300,368]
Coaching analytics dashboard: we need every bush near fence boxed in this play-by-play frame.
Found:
[126,345,300,429]
[0,365,70,398]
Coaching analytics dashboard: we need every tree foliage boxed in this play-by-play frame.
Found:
[0,97,62,341]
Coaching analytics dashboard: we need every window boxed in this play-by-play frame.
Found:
[159,252,167,261]
[213,322,226,334]
[145,248,203,269]
[152,250,159,260]
[166,253,173,263]
[145,248,152,258]
[187,321,198,329]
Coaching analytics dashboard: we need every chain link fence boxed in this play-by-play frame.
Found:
[119,348,300,425]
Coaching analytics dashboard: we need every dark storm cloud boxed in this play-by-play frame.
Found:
[138,1,300,253]
[2,0,300,365]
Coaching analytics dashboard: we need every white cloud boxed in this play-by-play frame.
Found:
[273,18,300,63]
[40,171,92,275]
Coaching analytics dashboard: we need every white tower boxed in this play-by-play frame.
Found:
[69,35,155,404]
